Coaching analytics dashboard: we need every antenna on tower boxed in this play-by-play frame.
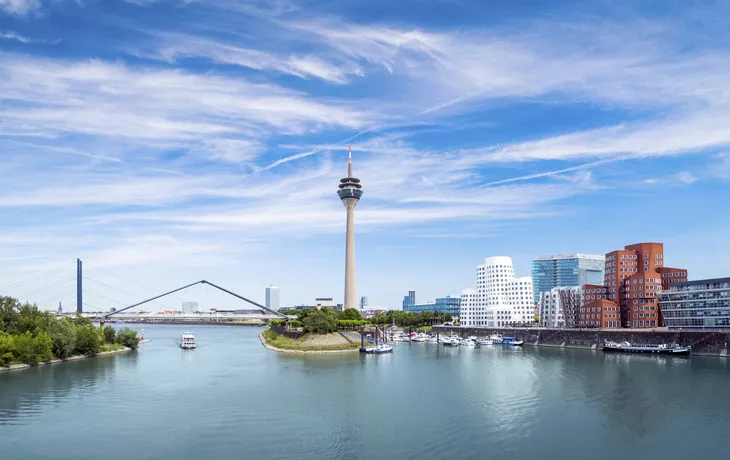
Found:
[347,145,353,177]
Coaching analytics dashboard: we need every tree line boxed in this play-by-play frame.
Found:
[0,296,139,367]
[270,308,453,334]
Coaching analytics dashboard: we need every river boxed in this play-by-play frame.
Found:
[2,325,729,460]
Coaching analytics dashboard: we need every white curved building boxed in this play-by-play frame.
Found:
[462,256,534,327]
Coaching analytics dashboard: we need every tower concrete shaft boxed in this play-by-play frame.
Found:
[337,146,363,310]
[343,198,357,309]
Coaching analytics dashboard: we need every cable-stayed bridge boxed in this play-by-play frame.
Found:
[0,259,285,323]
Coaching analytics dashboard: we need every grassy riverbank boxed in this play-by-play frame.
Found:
[261,329,360,352]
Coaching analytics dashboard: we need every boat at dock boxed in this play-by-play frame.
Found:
[602,341,691,355]
[477,335,523,346]
[180,331,196,349]
[441,335,460,346]
[361,343,393,354]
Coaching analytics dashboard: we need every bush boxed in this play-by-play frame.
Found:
[47,317,77,360]
[103,326,116,344]
[116,328,139,351]
[303,310,339,334]
[289,319,303,328]
[269,319,285,326]
[74,325,102,356]
[14,330,53,365]
[337,320,368,330]
[0,331,16,367]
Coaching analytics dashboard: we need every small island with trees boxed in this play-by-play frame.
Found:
[260,307,453,353]
[1,296,140,372]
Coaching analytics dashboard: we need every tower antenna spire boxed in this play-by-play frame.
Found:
[348,145,353,177]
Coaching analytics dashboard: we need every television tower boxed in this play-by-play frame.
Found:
[337,146,363,310]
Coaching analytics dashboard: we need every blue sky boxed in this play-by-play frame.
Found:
[2,0,730,311]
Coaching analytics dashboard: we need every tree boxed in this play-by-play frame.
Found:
[303,310,339,334]
[14,330,53,365]
[116,328,139,350]
[74,325,101,356]
[444,312,453,322]
[0,331,16,367]
[103,326,116,344]
[339,308,364,321]
[47,317,77,360]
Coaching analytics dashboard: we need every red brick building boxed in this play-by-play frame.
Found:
[579,242,687,329]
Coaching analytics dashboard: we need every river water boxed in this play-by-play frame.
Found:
[2,325,729,460]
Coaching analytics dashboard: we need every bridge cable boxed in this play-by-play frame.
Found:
[0,262,76,292]
[82,276,170,311]
[19,276,77,302]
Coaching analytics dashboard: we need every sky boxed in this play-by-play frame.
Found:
[2,0,730,312]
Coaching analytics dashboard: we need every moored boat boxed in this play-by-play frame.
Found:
[362,343,393,354]
[602,340,691,355]
[180,331,196,349]
[441,335,460,346]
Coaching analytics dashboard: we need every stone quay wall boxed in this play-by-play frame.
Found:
[432,326,730,357]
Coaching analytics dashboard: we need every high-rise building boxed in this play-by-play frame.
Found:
[265,285,280,311]
[579,242,687,329]
[402,290,415,309]
[182,302,198,314]
[660,277,730,330]
[359,296,368,309]
[531,254,604,304]
[461,256,534,327]
[537,286,583,328]
[403,296,461,318]
[337,146,363,310]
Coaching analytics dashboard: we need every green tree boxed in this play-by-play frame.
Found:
[0,331,16,367]
[0,296,21,333]
[14,330,53,365]
[74,325,101,356]
[303,310,339,334]
[339,308,364,321]
[103,326,116,344]
[116,328,139,350]
[47,317,77,360]
[444,312,453,322]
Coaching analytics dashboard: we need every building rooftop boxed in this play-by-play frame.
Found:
[672,277,730,287]
[534,253,605,260]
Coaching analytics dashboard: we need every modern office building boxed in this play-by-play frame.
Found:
[660,277,730,330]
[181,302,198,314]
[402,290,415,309]
[315,297,336,309]
[537,286,582,328]
[403,296,461,318]
[579,242,688,328]
[265,285,280,311]
[461,256,534,327]
[360,296,368,309]
[337,146,363,310]
[531,254,604,304]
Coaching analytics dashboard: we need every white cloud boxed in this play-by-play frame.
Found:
[675,171,698,184]
[0,0,40,16]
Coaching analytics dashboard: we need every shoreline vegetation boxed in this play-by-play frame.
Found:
[1,296,141,372]
[0,345,135,372]
[260,329,360,353]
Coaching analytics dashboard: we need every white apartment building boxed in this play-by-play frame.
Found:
[265,285,280,311]
[537,286,582,328]
[461,256,534,327]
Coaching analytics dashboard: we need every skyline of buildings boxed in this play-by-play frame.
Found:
[531,254,604,304]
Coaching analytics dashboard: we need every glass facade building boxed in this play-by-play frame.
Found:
[660,277,730,330]
[404,296,461,317]
[531,254,605,304]
[402,291,415,309]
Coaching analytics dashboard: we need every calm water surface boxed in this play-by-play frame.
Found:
[2,325,729,460]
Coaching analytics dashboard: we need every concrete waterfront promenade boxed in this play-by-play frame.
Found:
[433,326,730,357]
